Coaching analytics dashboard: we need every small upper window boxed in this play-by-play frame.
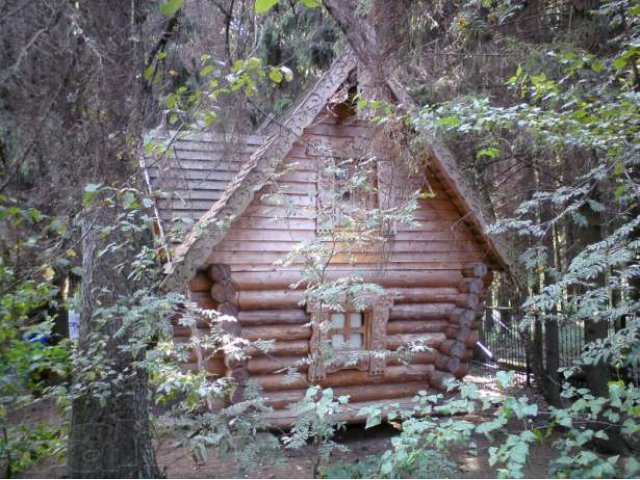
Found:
[317,157,378,235]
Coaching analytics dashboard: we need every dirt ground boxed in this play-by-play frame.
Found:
[21,365,556,479]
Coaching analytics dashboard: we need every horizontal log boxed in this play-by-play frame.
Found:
[253,364,435,392]
[455,294,480,310]
[230,270,465,291]
[182,358,226,376]
[264,396,419,428]
[213,239,480,254]
[265,381,431,410]
[172,314,244,334]
[447,308,478,325]
[246,356,309,375]
[182,345,225,363]
[188,291,217,309]
[207,263,232,282]
[173,324,221,338]
[459,278,484,295]
[188,272,213,292]
[390,303,456,320]
[434,354,461,374]
[438,340,468,359]
[210,283,235,303]
[388,287,459,304]
[387,351,437,366]
[210,250,484,266]
[247,340,310,357]
[483,271,494,287]
[394,230,476,242]
[386,332,446,350]
[430,371,456,391]
[304,121,371,138]
[454,361,470,379]
[444,325,456,339]
[224,228,317,243]
[227,215,315,231]
[459,311,482,328]
[242,324,311,342]
[462,329,480,348]
[237,309,309,326]
[387,320,449,335]
[461,263,488,279]
[249,350,439,383]
[236,290,306,310]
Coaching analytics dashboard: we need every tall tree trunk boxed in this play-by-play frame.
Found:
[540,179,561,405]
[580,193,610,398]
[68,194,161,478]
[579,189,631,454]
[65,1,162,476]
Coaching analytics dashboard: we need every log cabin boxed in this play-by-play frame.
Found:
[143,47,512,426]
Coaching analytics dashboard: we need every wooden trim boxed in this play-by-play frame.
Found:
[306,294,392,380]
[162,48,357,291]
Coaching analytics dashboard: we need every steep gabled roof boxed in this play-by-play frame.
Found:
[160,48,357,291]
[160,46,512,292]
[143,132,264,227]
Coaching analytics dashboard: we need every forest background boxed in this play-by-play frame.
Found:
[0,0,638,478]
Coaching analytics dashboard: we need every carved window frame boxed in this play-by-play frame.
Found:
[307,295,392,381]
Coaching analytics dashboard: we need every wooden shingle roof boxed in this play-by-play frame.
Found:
[144,46,513,292]
[143,132,264,227]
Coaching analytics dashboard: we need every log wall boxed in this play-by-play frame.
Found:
[176,111,495,421]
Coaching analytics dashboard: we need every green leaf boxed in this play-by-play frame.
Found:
[203,112,218,128]
[625,457,640,477]
[280,66,294,82]
[143,64,155,81]
[200,65,214,77]
[159,0,184,16]
[437,115,460,128]
[255,0,279,14]
[122,191,137,209]
[83,183,102,205]
[613,56,628,70]
[269,67,283,83]
[477,147,500,159]
[496,371,515,389]
[299,0,321,7]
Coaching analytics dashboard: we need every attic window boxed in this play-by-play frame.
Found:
[317,157,379,236]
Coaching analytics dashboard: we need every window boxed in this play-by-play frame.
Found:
[307,295,392,381]
[330,311,364,349]
[317,157,378,236]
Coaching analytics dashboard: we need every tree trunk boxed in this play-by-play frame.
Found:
[322,0,410,97]
[65,1,162,476]
[68,195,161,478]
[541,200,561,405]
[579,190,631,454]
[580,195,610,398]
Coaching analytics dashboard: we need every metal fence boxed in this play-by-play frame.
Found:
[476,307,586,374]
